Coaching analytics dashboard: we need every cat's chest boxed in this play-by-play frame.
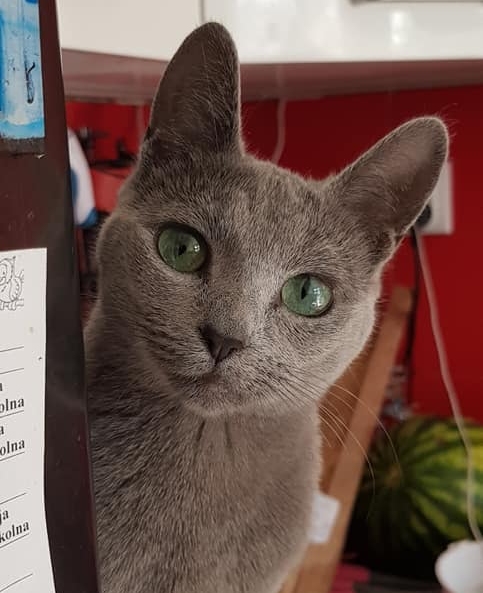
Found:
[91,407,318,522]
[90,405,319,593]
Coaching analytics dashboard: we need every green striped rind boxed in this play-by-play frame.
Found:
[350,415,483,579]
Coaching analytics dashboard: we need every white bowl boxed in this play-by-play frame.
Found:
[435,540,483,593]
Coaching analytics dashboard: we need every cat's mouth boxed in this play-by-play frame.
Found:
[168,365,228,393]
[168,366,245,416]
[198,371,219,386]
[195,368,233,393]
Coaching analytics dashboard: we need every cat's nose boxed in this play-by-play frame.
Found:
[199,324,244,364]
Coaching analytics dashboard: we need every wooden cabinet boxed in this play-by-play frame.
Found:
[57,0,201,60]
[58,1,483,119]
[204,0,483,64]
[57,0,201,102]
[204,0,483,100]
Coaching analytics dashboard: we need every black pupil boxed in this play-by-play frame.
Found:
[177,243,187,257]
[301,277,309,300]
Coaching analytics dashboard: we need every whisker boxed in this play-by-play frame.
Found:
[321,401,376,507]
[277,366,377,507]
[329,383,400,473]
[278,378,348,451]
[318,413,348,452]
[279,363,401,473]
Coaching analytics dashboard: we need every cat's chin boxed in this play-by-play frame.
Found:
[173,371,258,418]
[169,363,314,419]
[181,375,242,418]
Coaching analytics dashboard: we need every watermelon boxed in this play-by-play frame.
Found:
[348,415,483,579]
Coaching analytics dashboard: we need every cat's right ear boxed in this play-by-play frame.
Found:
[329,117,448,265]
[143,22,242,160]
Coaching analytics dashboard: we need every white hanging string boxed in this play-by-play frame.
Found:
[415,229,482,541]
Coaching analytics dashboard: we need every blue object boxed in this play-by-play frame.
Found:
[68,129,98,228]
[70,165,98,229]
[0,0,45,141]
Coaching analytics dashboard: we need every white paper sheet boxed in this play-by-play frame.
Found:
[0,248,55,593]
[309,490,340,544]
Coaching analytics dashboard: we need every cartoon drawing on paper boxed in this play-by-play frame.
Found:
[0,257,24,311]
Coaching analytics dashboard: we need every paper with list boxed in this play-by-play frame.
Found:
[0,248,56,593]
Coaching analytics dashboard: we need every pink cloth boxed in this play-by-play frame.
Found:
[330,564,370,592]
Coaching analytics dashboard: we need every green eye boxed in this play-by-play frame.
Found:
[157,226,207,273]
[281,274,333,317]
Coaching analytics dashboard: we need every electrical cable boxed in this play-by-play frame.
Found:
[404,227,422,403]
[414,229,482,541]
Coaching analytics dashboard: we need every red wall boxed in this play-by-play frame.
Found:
[66,84,483,422]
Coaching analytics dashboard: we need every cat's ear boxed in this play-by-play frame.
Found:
[331,117,448,263]
[144,22,241,159]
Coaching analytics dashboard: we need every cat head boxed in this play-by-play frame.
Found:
[95,23,448,417]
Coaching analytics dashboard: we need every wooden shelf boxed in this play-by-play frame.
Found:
[62,49,483,103]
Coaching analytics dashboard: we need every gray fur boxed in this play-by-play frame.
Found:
[85,22,448,593]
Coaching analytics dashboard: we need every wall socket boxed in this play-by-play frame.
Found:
[420,160,454,235]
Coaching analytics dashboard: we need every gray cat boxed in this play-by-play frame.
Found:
[85,22,448,593]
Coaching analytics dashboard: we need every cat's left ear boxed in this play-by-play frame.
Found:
[144,22,241,159]
[330,117,448,263]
